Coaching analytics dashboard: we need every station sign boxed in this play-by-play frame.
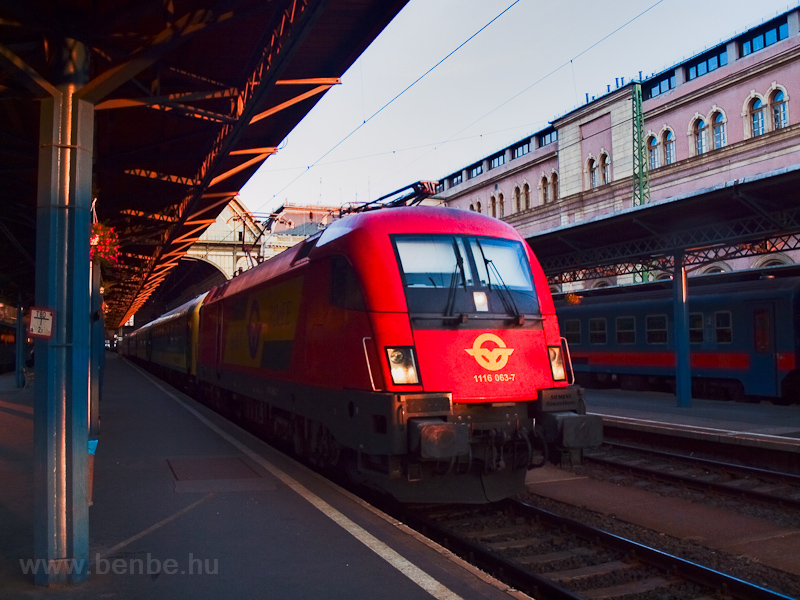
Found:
[29,307,55,339]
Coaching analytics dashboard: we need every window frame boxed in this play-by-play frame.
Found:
[663,130,676,165]
[589,318,607,345]
[615,316,636,345]
[750,98,765,137]
[712,112,726,149]
[646,314,668,345]
[564,319,581,345]
[694,118,707,155]
[689,312,704,344]
[715,311,733,344]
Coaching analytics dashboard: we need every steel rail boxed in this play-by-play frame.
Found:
[586,441,800,510]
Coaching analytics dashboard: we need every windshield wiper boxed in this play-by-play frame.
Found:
[475,240,524,324]
[444,239,468,321]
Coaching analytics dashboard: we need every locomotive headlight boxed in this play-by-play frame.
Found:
[386,347,420,385]
[548,346,566,381]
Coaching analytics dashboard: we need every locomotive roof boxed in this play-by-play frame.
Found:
[320,205,524,241]
[132,292,207,332]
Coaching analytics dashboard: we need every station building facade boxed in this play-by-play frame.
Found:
[434,7,800,289]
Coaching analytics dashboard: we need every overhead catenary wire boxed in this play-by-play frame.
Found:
[255,0,521,212]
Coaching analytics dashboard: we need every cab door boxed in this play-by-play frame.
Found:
[749,303,777,396]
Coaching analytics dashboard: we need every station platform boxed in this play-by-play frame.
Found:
[583,388,800,455]
[0,355,525,600]
[3,361,800,598]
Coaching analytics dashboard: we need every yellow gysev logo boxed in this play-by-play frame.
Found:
[465,333,514,371]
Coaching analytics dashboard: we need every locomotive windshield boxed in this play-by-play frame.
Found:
[393,235,539,320]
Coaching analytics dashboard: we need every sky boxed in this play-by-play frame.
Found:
[239,0,799,215]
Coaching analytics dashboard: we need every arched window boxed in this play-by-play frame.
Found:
[523,183,530,209]
[663,130,676,165]
[514,187,521,212]
[647,136,660,170]
[498,193,504,218]
[712,112,726,149]
[490,196,497,218]
[772,90,788,130]
[750,98,765,137]
[588,158,598,189]
[469,203,475,211]
[551,172,559,202]
[600,154,610,184]
[694,118,707,155]
[476,201,481,213]
[541,177,549,204]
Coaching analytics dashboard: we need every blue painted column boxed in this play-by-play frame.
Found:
[673,253,692,407]
[90,256,103,436]
[16,297,25,388]
[33,39,92,585]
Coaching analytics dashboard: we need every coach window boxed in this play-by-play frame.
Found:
[715,311,732,344]
[616,316,635,344]
[646,315,668,344]
[689,313,704,344]
[564,319,581,345]
[589,318,607,344]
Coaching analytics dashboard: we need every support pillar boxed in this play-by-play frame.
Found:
[90,257,102,436]
[33,38,93,585]
[16,297,25,388]
[673,253,691,407]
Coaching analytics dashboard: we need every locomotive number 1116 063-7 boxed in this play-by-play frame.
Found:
[474,373,516,383]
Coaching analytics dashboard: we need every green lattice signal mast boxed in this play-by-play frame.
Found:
[632,82,650,207]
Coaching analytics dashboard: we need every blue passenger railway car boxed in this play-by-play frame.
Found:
[554,268,800,404]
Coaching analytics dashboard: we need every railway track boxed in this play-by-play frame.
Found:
[583,442,800,512]
[397,498,793,600]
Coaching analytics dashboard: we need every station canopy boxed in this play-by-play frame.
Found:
[528,166,800,284]
[0,0,409,328]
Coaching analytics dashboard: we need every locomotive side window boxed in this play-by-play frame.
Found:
[689,313,704,343]
[753,309,771,353]
[564,319,581,345]
[589,318,607,344]
[715,311,732,344]
[331,256,366,311]
[646,315,668,344]
[615,316,635,344]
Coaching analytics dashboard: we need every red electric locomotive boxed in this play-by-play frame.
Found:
[185,205,601,503]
